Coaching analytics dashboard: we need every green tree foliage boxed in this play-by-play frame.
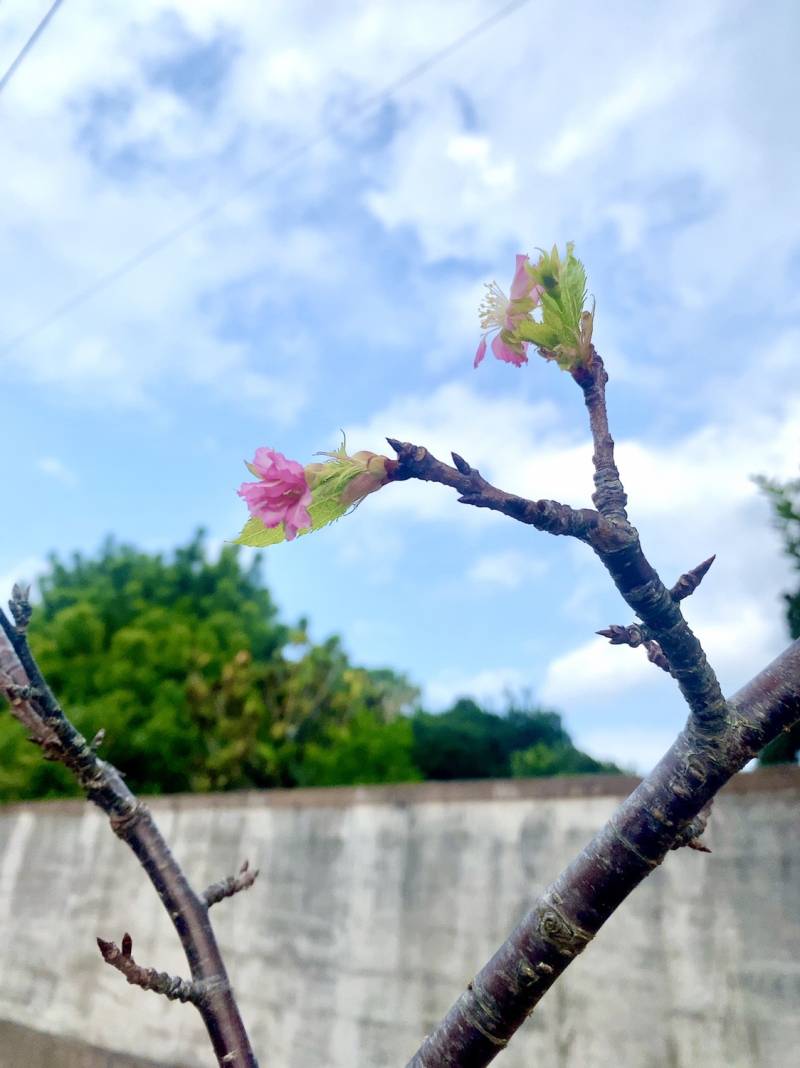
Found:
[0,534,419,800]
[756,474,800,764]
[411,697,619,781]
[0,534,618,801]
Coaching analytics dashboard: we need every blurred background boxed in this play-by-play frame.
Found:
[1,0,799,793]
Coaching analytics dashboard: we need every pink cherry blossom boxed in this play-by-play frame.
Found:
[474,253,543,368]
[238,447,313,541]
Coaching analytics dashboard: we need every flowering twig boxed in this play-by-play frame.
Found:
[203,860,260,908]
[399,247,780,1063]
[0,593,259,1068]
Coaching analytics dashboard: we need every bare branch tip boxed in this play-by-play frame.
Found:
[671,553,717,602]
[203,859,260,908]
[97,932,198,1003]
[96,936,114,959]
[687,839,712,854]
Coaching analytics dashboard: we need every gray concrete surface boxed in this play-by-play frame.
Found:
[0,769,797,1068]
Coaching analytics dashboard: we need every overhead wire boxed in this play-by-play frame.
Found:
[0,0,65,97]
[0,0,530,356]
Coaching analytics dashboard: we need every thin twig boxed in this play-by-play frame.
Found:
[387,440,606,542]
[572,349,629,521]
[204,860,260,908]
[596,625,671,674]
[0,596,259,1068]
[97,933,201,1004]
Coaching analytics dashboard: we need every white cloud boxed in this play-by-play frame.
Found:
[360,0,799,323]
[36,456,78,486]
[540,637,658,704]
[425,666,527,710]
[346,379,564,520]
[468,549,548,590]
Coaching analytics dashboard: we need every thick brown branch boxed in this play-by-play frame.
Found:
[405,639,800,1067]
[386,439,604,542]
[203,860,260,908]
[97,933,201,1004]
[0,599,259,1068]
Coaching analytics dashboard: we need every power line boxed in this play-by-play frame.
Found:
[0,0,530,356]
[0,0,65,97]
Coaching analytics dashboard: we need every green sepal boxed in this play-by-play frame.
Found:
[516,318,562,350]
[518,242,592,370]
[233,491,351,548]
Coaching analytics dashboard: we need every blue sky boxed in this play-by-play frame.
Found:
[1,0,799,771]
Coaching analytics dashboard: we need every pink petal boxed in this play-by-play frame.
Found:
[251,447,306,482]
[238,448,313,539]
[491,334,528,367]
[509,254,531,301]
[473,336,488,368]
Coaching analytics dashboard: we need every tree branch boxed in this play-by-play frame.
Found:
[572,349,629,521]
[97,933,201,1004]
[0,596,259,1068]
[387,439,605,542]
[203,860,260,908]
[405,639,800,1067]
[670,555,716,602]
[389,349,730,735]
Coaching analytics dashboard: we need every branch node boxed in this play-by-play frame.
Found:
[90,727,106,751]
[1,680,43,703]
[670,554,716,602]
[671,801,713,853]
[109,799,147,838]
[203,859,260,908]
[97,933,201,1004]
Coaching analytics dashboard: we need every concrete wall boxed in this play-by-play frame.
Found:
[0,769,797,1068]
